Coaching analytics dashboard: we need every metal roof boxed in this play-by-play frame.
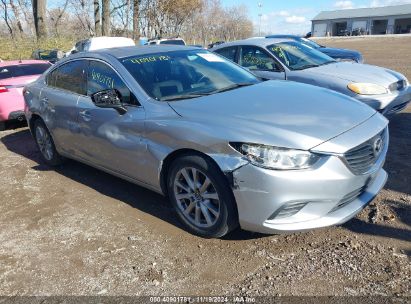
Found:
[210,38,294,50]
[70,45,199,59]
[312,4,411,21]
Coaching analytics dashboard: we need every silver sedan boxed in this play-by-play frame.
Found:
[24,46,388,237]
[211,38,411,116]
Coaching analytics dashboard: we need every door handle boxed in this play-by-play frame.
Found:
[41,97,49,104]
[79,110,91,121]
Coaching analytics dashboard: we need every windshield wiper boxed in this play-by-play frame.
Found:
[211,82,256,94]
[293,64,319,70]
[161,92,210,101]
[160,83,256,101]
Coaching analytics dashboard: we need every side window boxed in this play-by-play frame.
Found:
[46,69,57,87]
[50,60,87,94]
[214,47,237,62]
[87,60,137,106]
[239,46,280,72]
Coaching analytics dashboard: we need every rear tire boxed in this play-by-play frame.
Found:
[33,119,65,166]
[167,154,238,238]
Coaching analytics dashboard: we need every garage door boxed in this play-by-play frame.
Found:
[352,20,367,30]
[313,23,327,37]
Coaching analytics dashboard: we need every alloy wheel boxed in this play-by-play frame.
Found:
[173,167,221,228]
[35,125,53,161]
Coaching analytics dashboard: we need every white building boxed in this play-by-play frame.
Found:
[311,4,411,37]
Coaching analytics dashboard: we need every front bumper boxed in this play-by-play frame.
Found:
[8,110,26,122]
[231,114,388,234]
[356,86,411,116]
[232,163,386,234]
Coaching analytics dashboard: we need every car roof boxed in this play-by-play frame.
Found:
[212,38,295,50]
[0,60,51,67]
[265,34,301,40]
[70,45,201,60]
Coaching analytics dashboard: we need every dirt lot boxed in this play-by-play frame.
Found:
[0,37,410,297]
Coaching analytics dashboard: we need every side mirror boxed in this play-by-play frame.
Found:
[91,89,127,115]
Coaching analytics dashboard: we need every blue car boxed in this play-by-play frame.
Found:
[265,35,364,63]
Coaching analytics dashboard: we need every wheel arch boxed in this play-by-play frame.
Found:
[159,148,236,198]
[28,113,43,134]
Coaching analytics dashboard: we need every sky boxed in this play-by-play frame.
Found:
[221,0,411,35]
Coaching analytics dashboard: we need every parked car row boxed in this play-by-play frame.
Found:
[211,38,411,116]
[1,36,409,238]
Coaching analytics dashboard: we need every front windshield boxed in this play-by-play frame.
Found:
[300,38,321,49]
[38,50,58,60]
[160,40,185,45]
[268,42,335,70]
[121,50,259,101]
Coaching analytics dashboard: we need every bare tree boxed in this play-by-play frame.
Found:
[48,0,68,37]
[17,0,35,35]
[32,0,47,39]
[69,0,94,37]
[0,0,14,38]
[132,0,138,40]
[93,0,101,36]
[9,0,24,35]
[101,0,109,35]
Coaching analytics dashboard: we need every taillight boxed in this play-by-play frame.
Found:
[0,85,8,93]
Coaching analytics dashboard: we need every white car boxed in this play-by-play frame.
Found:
[145,38,186,46]
[66,36,135,56]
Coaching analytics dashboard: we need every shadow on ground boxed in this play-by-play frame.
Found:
[0,128,267,240]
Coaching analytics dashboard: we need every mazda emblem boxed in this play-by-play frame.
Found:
[373,137,383,157]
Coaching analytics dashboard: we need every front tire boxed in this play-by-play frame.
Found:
[33,119,65,166]
[167,154,238,238]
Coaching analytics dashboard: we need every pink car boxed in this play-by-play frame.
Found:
[0,60,51,130]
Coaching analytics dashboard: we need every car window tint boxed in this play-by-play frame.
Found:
[214,47,237,62]
[52,60,87,94]
[87,60,136,105]
[0,67,14,79]
[268,42,335,70]
[239,46,279,71]
[121,50,259,101]
[0,64,50,80]
[46,68,58,87]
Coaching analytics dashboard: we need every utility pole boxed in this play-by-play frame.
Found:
[258,2,263,36]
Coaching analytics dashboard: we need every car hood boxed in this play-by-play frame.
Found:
[320,47,360,58]
[168,81,376,151]
[304,62,406,86]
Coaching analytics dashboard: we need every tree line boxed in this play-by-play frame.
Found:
[0,0,253,45]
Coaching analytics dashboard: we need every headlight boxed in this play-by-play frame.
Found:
[347,83,388,95]
[230,143,320,170]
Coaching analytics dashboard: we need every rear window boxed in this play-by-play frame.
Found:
[38,51,58,60]
[0,63,51,80]
[160,40,185,45]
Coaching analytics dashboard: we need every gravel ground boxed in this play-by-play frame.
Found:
[0,37,410,297]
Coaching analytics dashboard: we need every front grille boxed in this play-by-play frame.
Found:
[343,128,387,175]
[389,80,406,92]
[330,186,366,212]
